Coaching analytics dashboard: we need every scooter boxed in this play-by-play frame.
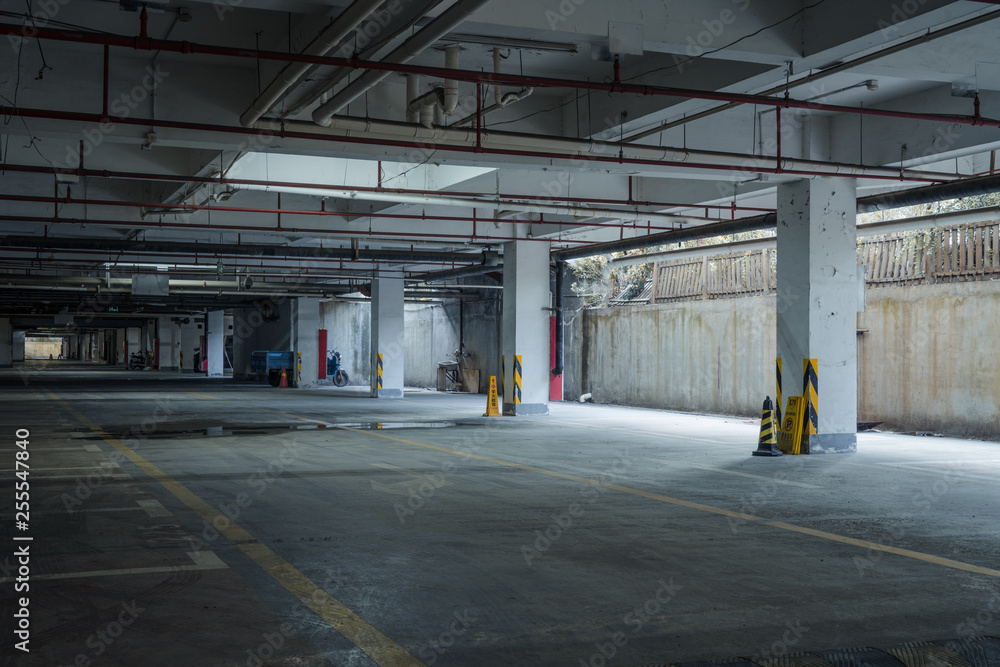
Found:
[327,349,349,387]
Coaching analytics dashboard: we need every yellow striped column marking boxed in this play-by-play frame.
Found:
[45,390,426,667]
[182,392,1000,580]
[512,354,522,405]
[775,358,783,425]
[803,358,818,436]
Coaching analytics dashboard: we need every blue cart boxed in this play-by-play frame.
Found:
[250,350,294,387]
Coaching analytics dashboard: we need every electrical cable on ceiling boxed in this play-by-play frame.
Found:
[490,0,828,130]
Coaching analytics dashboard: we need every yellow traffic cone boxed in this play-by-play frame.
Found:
[483,376,502,417]
[752,396,782,457]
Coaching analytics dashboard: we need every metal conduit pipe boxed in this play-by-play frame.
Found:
[239,0,385,127]
[0,235,491,264]
[0,162,775,213]
[609,205,1000,268]
[231,181,717,225]
[284,0,452,119]
[5,22,1000,132]
[266,118,959,182]
[857,172,1000,212]
[312,0,494,125]
[553,174,1000,261]
[624,8,1000,141]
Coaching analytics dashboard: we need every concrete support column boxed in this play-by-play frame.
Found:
[292,298,320,388]
[370,278,404,398]
[0,319,11,367]
[206,311,225,377]
[777,177,858,453]
[502,240,550,415]
[157,317,181,371]
[12,331,25,362]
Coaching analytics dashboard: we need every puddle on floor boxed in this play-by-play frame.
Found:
[85,422,457,440]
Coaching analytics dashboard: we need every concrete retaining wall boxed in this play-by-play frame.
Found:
[564,280,1000,439]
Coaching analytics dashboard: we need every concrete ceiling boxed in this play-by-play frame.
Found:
[1,0,1000,315]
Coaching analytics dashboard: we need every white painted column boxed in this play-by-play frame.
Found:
[370,278,405,398]
[293,298,320,388]
[12,331,25,362]
[157,317,181,370]
[179,320,198,372]
[206,311,225,377]
[777,177,858,453]
[502,240,550,415]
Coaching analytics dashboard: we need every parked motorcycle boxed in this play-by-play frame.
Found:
[327,349,349,387]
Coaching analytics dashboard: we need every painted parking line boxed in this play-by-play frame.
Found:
[181,392,1000,579]
[0,551,228,582]
[137,498,172,517]
[47,390,427,667]
[338,427,1000,581]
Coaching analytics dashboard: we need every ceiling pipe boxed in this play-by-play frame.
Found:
[2,105,953,183]
[0,162,775,213]
[554,173,1000,262]
[283,0,451,120]
[623,8,1000,141]
[0,235,492,264]
[857,172,1000,212]
[609,205,1000,268]
[450,46,533,127]
[0,213,583,246]
[230,181,718,225]
[2,23,998,133]
[268,116,958,182]
[312,0,494,126]
[0,192,684,233]
[239,0,386,127]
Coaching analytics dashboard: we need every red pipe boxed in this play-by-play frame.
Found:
[102,45,109,117]
[0,214,595,245]
[0,192,685,232]
[0,23,996,130]
[0,162,773,212]
[0,106,946,183]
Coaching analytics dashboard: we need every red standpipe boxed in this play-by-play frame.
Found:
[318,328,328,379]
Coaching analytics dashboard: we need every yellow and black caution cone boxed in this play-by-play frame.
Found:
[483,375,502,417]
[278,365,289,389]
[752,396,782,457]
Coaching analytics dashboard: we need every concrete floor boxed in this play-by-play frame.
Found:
[2,361,999,666]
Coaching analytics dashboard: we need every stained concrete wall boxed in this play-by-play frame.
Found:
[458,297,502,394]
[320,299,473,389]
[566,295,776,416]
[320,301,371,385]
[858,281,1000,439]
[564,280,1000,439]
[404,303,461,388]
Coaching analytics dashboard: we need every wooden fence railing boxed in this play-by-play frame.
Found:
[650,221,1000,303]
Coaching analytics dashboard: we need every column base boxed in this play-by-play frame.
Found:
[374,388,404,398]
[502,402,548,416]
[806,433,857,454]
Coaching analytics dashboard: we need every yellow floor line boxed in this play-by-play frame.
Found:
[46,390,426,667]
[186,391,1000,579]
